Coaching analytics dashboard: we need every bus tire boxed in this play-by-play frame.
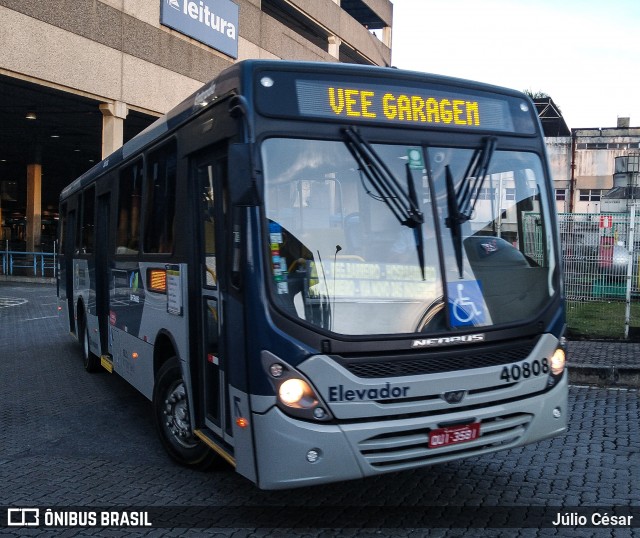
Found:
[80,314,101,373]
[153,357,219,470]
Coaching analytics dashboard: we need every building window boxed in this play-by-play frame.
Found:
[474,187,496,200]
[579,189,601,202]
[504,188,516,201]
[555,189,567,201]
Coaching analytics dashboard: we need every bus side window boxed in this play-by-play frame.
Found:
[116,160,143,255]
[144,141,177,254]
[59,203,67,253]
[79,186,95,254]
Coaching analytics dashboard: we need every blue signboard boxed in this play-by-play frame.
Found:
[161,0,239,59]
[447,280,486,327]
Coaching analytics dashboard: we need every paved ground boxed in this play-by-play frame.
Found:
[1,282,639,537]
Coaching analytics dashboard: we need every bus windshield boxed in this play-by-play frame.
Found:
[262,137,556,336]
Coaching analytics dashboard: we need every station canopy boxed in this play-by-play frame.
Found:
[0,74,155,216]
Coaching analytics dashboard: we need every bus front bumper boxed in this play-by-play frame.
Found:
[251,373,568,490]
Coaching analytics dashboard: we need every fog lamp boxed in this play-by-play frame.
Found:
[269,363,284,378]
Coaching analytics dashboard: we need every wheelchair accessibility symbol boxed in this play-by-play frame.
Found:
[448,280,485,326]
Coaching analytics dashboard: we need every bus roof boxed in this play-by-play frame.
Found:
[60,60,533,200]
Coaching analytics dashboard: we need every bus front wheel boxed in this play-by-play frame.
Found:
[153,357,219,469]
[80,314,101,373]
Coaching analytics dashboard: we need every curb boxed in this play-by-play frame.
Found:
[568,365,640,388]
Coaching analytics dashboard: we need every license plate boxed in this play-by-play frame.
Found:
[428,422,480,448]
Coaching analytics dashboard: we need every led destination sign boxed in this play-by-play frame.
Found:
[295,79,515,131]
[326,87,480,126]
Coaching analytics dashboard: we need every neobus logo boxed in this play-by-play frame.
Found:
[412,334,485,348]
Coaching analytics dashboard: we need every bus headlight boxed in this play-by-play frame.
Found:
[550,347,566,376]
[546,341,567,389]
[275,375,333,421]
[279,378,313,407]
[263,354,334,422]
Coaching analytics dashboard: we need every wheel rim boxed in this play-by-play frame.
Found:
[162,380,198,449]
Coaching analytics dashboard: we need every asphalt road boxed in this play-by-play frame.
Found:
[1,283,638,537]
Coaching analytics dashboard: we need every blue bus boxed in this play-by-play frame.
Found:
[58,60,567,489]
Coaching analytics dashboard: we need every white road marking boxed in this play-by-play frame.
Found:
[0,297,28,308]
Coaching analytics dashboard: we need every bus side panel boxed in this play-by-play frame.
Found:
[108,261,191,401]
[72,258,90,334]
[110,327,154,400]
[85,312,101,359]
[57,252,71,331]
[140,262,192,400]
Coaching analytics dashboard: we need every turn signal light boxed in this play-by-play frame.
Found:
[236,417,249,428]
[148,269,167,293]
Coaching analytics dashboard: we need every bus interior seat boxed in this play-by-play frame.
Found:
[464,236,547,324]
[464,236,528,267]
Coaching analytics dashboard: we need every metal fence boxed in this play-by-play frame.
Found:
[559,210,640,339]
[3,215,640,338]
[1,247,57,278]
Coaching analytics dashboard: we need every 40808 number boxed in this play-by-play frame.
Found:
[500,358,549,383]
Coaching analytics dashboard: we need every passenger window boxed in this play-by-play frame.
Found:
[59,205,67,254]
[144,141,177,253]
[116,160,143,255]
[79,187,95,254]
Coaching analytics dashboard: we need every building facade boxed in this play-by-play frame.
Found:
[0,0,393,249]
[546,119,640,215]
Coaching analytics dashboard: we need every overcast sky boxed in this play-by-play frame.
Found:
[390,0,640,129]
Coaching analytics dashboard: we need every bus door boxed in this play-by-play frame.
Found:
[95,193,111,355]
[193,150,232,443]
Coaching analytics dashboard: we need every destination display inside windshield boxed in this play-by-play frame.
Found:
[295,79,514,131]
[255,70,537,133]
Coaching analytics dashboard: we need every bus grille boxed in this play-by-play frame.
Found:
[338,339,538,378]
[358,413,532,470]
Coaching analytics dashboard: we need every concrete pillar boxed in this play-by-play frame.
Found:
[99,101,129,159]
[26,163,42,252]
[382,26,392,48]
[328,36,341,59]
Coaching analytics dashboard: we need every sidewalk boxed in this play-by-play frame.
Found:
[568,340,640,388]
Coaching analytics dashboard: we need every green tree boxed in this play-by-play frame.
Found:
[524,90,550,99]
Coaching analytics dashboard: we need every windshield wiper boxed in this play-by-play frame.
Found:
[342,127,426,279]
[445,137,497,278]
